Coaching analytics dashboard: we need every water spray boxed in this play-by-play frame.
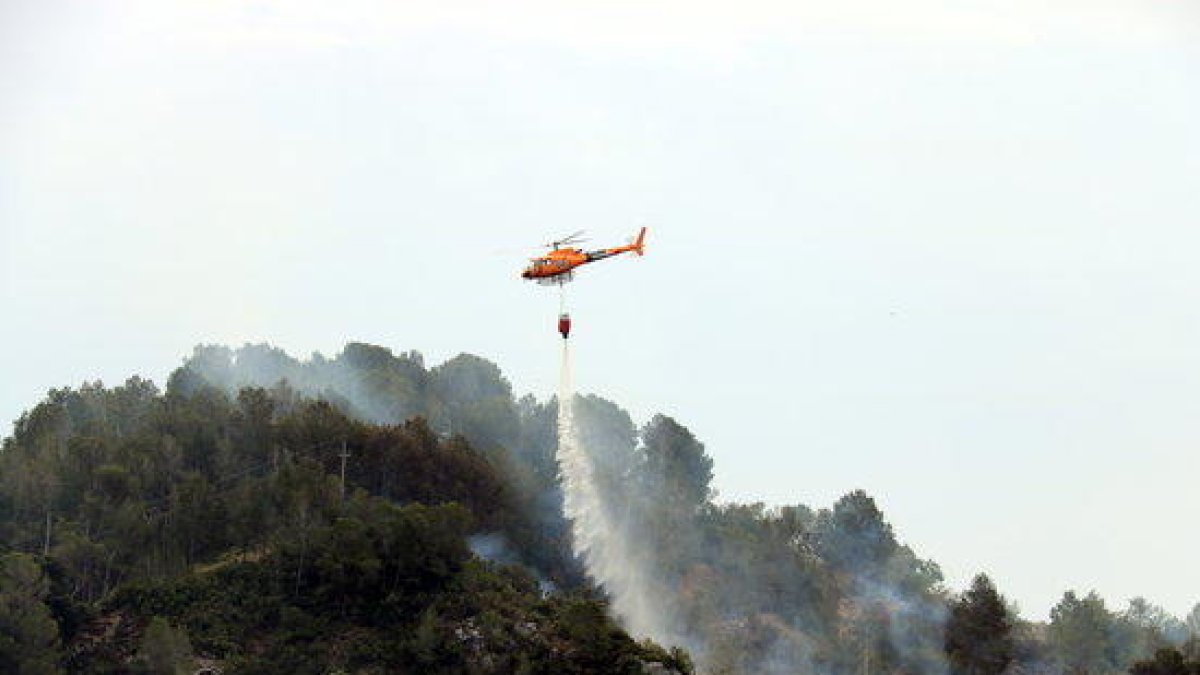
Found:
[555,341,676,646]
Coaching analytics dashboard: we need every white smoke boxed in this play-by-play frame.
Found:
[555,342,678,646]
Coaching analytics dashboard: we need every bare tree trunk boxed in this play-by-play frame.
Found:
[294,510,309,597]
[101,550,116,598]
[43,508,52,556]
[294,533,307,597]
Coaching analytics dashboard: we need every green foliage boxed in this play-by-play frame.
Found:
[0,553,62,675]
[640,413,713,510]
[135,617,192,675]
[108,551,690,674]
[1129,648,1200,675]
[1116,597,1191,663]
[946,574,1014,675]
[814,490,898,577]
[430,354,521,449]
[1051,590,1117,674]
[1,341,1190,675]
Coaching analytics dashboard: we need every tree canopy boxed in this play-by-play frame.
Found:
[0,341,1192,674]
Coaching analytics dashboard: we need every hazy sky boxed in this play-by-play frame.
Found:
[2,1,1198,620]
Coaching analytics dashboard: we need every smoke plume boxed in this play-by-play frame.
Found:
[174,342,956,673]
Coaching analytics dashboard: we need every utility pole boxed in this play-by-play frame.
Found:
[339,440,349,500]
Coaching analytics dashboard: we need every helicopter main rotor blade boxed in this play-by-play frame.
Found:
[543,229,589,248]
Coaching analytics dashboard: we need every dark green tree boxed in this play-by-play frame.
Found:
[1050,590,1115,674]
[945,573,1014,675]
[813,490,898,577]
[639,414,713,510]
[135,617,193,675]
[1129,648,1200,675]
[0,553,62,675]
[430,353,520,449]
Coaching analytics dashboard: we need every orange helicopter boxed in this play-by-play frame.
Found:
[520,227,647,285]
[522,227,647,339]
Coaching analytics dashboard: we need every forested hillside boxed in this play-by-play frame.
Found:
[1,342,1197,674]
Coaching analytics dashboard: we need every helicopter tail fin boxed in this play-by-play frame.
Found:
[632,227,647,256]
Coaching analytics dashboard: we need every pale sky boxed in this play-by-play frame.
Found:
[2,1,1198,620]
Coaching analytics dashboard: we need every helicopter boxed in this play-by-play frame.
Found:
[520,227,647,285]
[521,227,647,340]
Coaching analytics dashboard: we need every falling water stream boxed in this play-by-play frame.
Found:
[556,342,676,645]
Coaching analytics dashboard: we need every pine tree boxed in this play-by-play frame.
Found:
[1049,590,1114,674]
[945,573,1014,675]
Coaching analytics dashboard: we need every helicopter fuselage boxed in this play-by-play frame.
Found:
[520,228,646,281]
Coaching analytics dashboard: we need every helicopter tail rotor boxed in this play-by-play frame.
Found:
[631,227,647,256]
